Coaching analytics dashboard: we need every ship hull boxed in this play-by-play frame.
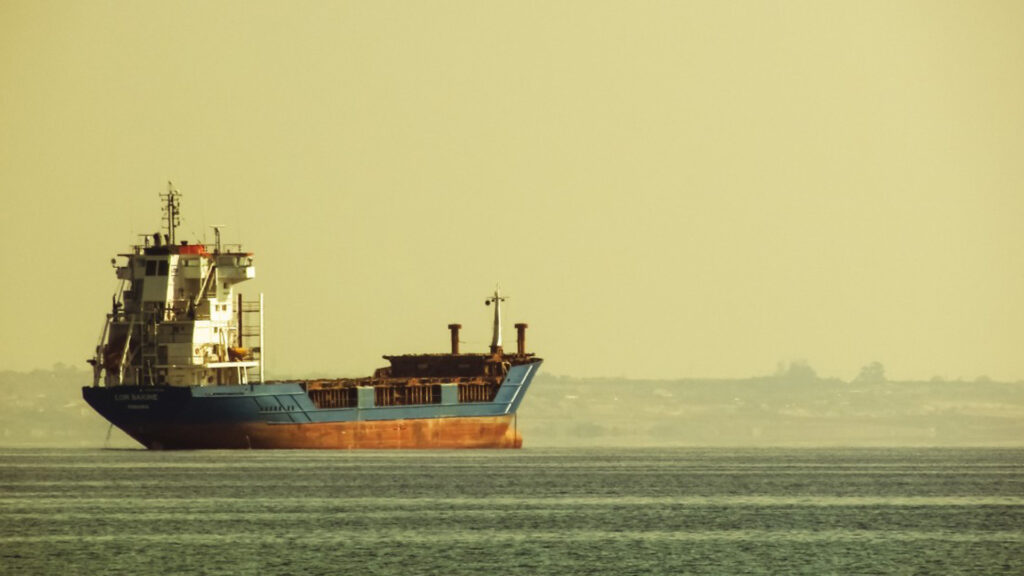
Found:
[83,360,539,450]
[99,416,521,450]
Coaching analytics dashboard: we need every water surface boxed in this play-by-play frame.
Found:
[1,448,1022,574]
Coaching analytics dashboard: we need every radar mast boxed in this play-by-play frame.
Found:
[161,182,181,245]
[485,287,507,354]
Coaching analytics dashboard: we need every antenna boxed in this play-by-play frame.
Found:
[484,286,507,354]
[161,182,182,245]
[209,225,226,253]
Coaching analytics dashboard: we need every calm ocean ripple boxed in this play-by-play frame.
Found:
[0,448,1021,575]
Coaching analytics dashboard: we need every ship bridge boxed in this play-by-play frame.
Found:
[91,186,263,388]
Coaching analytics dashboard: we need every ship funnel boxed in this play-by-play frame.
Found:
[514,323,528,355]
[447,324,462,355]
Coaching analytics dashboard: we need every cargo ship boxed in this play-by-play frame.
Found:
[83,186,541,449]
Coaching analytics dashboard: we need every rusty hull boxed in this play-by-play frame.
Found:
[123,414,522,450]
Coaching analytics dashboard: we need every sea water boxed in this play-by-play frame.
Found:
[1,448,1022,575]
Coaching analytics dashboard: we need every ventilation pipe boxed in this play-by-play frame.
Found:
[514,323,528,355]
[447,324,462,355]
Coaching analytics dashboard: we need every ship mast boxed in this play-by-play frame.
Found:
[485,288,506,354]
[161,182,181,246]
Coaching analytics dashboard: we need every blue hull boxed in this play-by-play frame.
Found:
[83,360,541,449]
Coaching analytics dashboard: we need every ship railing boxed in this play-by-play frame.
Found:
[123,242,249,254]
[211,243,245,254]
[297,376,502,406]
[162,298,213,322]
[238,294,263,383]
[103,300,218,324]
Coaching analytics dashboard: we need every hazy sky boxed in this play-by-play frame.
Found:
[2,1,1022,381]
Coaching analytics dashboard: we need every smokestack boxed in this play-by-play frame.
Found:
[514,323,527,355]
[447,324,462,355]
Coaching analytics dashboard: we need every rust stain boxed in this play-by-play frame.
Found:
[126,415,522,450]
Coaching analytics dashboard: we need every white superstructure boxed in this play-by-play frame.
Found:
[90,186,262,387]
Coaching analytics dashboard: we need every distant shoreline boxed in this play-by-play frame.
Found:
[3,366,1022,448]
